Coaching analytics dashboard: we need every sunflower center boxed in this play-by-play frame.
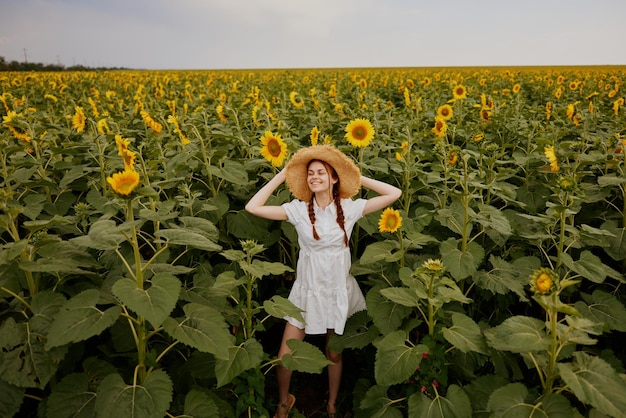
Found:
[385,216,398,228]
[352,127,367,140]
[536,273,553,292]
[267,139,281,157]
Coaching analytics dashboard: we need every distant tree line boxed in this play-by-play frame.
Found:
[0,56,128,72]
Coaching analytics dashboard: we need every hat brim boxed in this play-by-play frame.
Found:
[284,145,361,201]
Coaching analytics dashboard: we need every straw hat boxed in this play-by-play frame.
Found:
[284,145,361,201]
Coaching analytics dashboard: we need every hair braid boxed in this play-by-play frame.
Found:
[333,186,349,247]
[308,196,320,240]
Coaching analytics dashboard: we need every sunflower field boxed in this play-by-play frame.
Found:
[1,66,626,418]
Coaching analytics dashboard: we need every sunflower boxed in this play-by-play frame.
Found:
[473,132,485,143]
[529,267,558,294]
[72,106,86,133]
[480,93,494,110]
[432,118,447,138]
[120,149,136,171]
[97,118,110,134]
[422,258,445,273]
[289,91,304,108]
[554,86,563,99]
[558,175,576,191]
[437,104,453,120]
[216,104,228,122]
[480,109,491,122]
[107,169,140,196]
[403,87,411,106]
[310,126,319,146]
[167,115,191,145]
[2,110,31,142]
[260,131,287,167]
[44,93,58,103]
[452,85,467,100]
[613,97,624,115]
[345,118,375,147]
[378,207,402,233]
[447,150,459,165]
[115,134,130,156]
[544,146,560,172]
[140,110,163,134]
[545,101,553,120]
[512,83,521,94]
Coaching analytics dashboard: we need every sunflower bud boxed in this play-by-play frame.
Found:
[530,267,558,295]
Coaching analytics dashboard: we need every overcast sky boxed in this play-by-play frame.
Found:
[1,0,625,70]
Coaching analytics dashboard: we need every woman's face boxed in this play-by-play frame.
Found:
[307,160,337,195]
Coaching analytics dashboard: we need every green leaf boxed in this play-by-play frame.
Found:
[214,338,264,387]
[436,198,473,236]
[463,374,510,412]
[47,373,96,418]
[484,315,551,353]
[473,255,535,302]
[71,220,126,250]
[0,316,67,388]
[94,370,172,418]
[597,174,626,186]
[0,239,29,264]
[487,384,575,417]
[366,286,412,335]
[575,290,626,332]
[558,352,626,417]
[380,286,422,307]
[280,339,332,373]
[241,259,293,279]
[442,312,488,354]
[179,216,219,241]
[328,310,378,351]
[46,290,122,349]
[475,203,513,246]
[183,389,220,418]
[359,241,400,265]
[226,210,281,242]
[374,330,429,386]
[263,295,306,325]
[600,221,626,261]
[561,251,623,284]
[440,238,485,280]
[359,385,404,418]
[408,385,472,418]
[486,383,531,417]
[155,228,222,251]
[0,379,24,418]
[112,273,181,327]
[22,215,72,233]
[162,303,233,360]
[206,159,249,185]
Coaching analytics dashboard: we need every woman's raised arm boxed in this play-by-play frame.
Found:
[245,169,289,221]
[360,175,402,215]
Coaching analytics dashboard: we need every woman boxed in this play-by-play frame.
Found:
[245,145,401,417]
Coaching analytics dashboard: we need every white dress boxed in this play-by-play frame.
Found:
[281,197,367,335]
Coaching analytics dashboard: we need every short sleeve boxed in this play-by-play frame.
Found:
[282,199,307,225]
[341,198,367,224]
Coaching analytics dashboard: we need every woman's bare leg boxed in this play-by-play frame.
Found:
[326,330,342,415]
[275,322,305,417]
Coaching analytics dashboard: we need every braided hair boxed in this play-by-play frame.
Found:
[307,160,349,247]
